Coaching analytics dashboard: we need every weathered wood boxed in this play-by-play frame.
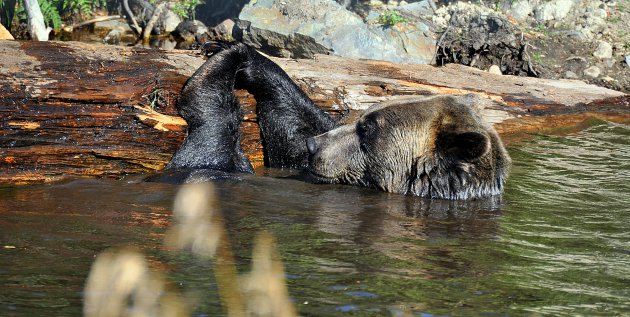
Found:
[0,40,628,184]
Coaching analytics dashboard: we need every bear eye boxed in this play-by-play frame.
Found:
[357,117,377,152]
[357,114,378,138]
[356,121,367,135]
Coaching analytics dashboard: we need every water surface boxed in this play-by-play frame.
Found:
[1,121,628,316]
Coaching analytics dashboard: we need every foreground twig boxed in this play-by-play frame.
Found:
[523,42,538,76]
[431,12,457,65]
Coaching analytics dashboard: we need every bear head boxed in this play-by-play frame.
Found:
[306,94,511,200]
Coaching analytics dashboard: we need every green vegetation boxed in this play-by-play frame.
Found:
[63,0,106,16]
[171,0,203,19]
[1,0,204,32]
[1,0,107,31]
[37,0,63,30]
[144,88,168,111]
[531,52,544,64]
[0,0,17,29]
[624,41,630,50]
[377,10,408,26]
[607,15,621,23]
[493,2,501,12]
[529,24,551,36]
[146,0,204,19]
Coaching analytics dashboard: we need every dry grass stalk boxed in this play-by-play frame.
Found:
[83,247,188,317]
[241,232,297,317]
[84,182,297,317]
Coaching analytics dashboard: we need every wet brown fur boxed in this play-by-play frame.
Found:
[307,94,511,200]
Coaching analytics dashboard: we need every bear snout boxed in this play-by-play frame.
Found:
[305,125,364,184]
[306,137,318,155]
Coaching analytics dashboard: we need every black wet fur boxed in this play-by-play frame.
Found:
[164,42,510,200]
[167,42,336,172]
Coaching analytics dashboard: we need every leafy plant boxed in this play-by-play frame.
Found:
[616,2,626,12]
[531,52,544,64]
[38,0,62,30]
[148,0,203,19]
[607,15,621,23]
[62,0,104,16]
[12,0,107,32]
[377,10,408,26]
[0,0,17,30]
[172,0,203,19]
[530,24,551,36]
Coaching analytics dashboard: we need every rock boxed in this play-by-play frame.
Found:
[508,0,533,21]
[564,70,579,79]
[594,8,607,19]
[201,19,235,43]
[98,20,135,44]
[94,19,133,34]
[602,58,615,68]
[234,20,331,59]
[488,65,502,75]
[215,19,234,37]
[593,40,613,59]
[238,0,435,63]
[625,56,630,69]
[584,16,606,35]
[0,23,14,40]
[160,10,182,33]
[535,0,574,21]
[103,27,127,44]
[583,66,601,78]
[172,20,209,42]
[432,2,529,75]
[397,0,434,19]
[565,30,590,41]
[93,19,135,44]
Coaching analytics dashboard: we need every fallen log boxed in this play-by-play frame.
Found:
[0,40,628,184]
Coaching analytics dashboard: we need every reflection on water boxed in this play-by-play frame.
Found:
[1,121,628,316]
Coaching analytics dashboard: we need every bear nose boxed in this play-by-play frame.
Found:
[306,137,318,155]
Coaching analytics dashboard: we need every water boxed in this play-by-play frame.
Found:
[1,121,628,316]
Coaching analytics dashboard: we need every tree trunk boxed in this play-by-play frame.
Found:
[0,41,628,184]
[22,0,50,41]
[141,2,169,41]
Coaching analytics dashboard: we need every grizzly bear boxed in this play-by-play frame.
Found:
[166,42,510,200]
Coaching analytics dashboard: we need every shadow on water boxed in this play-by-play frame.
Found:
[1,121,629,316]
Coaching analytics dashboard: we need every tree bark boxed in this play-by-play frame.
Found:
[0,41,628,184]
[22,0,50,41]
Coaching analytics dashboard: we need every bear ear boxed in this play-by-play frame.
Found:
[436,131,490,161]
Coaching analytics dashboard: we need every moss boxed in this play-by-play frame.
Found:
[377,11,408,26]
[531,53,544,64]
